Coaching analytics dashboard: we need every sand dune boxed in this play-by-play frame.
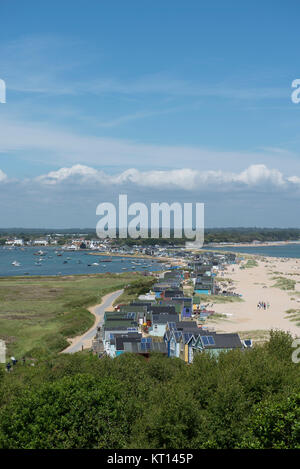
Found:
[206,256,300,338]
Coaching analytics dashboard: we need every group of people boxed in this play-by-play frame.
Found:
[6,356,25,372]
[257,301,270,310]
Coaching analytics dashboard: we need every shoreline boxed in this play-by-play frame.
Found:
[207,240,300,248]
[89,251,173,261]
[205,254,300,339]
[89,251,187,266]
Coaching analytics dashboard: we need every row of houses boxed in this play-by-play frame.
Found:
[165,321,243,363]
[95,263,246,363]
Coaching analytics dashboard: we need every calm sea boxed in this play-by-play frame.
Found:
[207,243,300,259]
[0,247,165,277]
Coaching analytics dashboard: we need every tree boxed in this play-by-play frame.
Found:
[0,374,130,449]
[242,393,300,448]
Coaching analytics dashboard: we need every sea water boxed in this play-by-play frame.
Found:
[0,247,164,277]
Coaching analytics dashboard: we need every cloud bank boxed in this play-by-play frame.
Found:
[1,164,299,228]
[32,163,296,192]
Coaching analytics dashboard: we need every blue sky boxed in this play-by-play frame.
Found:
[1,0,300,227]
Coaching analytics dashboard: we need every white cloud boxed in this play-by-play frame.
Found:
[234,164,285,186]
[287,176,300,185]
[0,169,7,182]
[34,164,294,192]
[36,164,101,184]
[1,164,300,228]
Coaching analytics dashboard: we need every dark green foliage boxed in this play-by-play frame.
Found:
[242,394,300,448]
[0,374,129,449]
[0,330,299,449]
[204,228,300,244]
[1,227,300,246]
[123,278,155,297]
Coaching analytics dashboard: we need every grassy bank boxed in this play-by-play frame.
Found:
[113,277,155,305]
[271,276,296,291]
[240,259,258,269]
[0,272,149,358]
[193,294,244,304]
[285,308,300,326]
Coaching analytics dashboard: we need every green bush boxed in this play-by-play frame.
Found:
[0,330,299,449]
[242,393,300,448]
[0,374,129,449]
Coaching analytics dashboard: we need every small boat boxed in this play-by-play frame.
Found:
[34,250,46,256]
[92,262,99,266]
[12,260,21,267]
[63,261,68,264]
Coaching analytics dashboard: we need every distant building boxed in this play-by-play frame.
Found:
[5,238,24,246]
[33,239,48,246]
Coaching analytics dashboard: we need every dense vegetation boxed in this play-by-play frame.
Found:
[2,227,300,246]
[113,277,155,305]
[0,273,153,357]
[113,228,300,246]
[204,228,300,244]
[0,331,299,449]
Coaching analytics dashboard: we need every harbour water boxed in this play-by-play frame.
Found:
[208,243,300,259]
[0,247,164,277]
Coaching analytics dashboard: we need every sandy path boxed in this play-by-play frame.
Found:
[62,289,124,353]
[205,257,300,338]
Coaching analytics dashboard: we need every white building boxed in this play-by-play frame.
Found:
[33,239,48,246]
[5,239,24,246]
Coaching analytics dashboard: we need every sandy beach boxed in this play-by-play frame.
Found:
[205,256,300,339]
[208,240,300,248]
